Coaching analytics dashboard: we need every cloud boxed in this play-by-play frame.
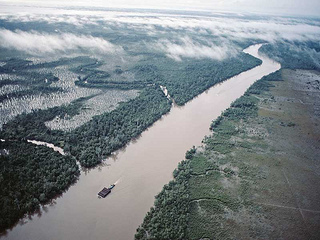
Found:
[154,37,239,61]
[1,7,319,44]
[99,16,318,43]
[2,0,320,16]
[110,15,320,43]
[288,43,320,69]
[0,8,320,61]
[0,29,123,55]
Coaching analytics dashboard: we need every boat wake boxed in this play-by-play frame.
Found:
[114,178,122,185]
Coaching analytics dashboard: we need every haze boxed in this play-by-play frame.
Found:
[1,0,320,16]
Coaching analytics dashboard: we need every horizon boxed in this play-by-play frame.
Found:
[0,0,320,18]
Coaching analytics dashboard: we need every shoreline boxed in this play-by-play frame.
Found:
[2,44,280,240]
[136,68,320,239]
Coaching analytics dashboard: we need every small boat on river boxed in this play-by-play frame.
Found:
[98,184,115,198]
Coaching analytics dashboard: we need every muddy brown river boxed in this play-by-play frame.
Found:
[3,44,280,240]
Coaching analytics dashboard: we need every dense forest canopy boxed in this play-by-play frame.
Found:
[1,8,319,234]
[135,71,284,240]
[0,140,79,231]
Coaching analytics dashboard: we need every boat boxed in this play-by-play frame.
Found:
[98,184,115,198]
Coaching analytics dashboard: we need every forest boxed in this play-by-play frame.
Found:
[135,70,283,239]
[0,140,79,232]
[260,41,320,71]
[135,38,320,239]
[0,46,263,232]
[0,9,319,239]
[0,84,171,231]
[67,86,172,167]
[0,58,62,102]
[132,52,262,105]
[0,41,264,166]
[0,30,271,232]
[1,86,172,167]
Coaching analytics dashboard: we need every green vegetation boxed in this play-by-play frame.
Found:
[0,85,170,232]
[0,58,63,101]
[0,53,268,235]
[1,12,319,237]
[260,41,320,70]
[1,48,262,106]
[133,52,262,105]
[68,86,171,167]
[135,70,283,240]
[0,96,89,143]
[0,58,60,85]
[66,50,262,95]
[1,86,171,167]
[75,78,147,90]
[0,140,79,232]
[0,86,62,103]
[135,160,191,240]
[1,48,263,168]
[73,61,148,90]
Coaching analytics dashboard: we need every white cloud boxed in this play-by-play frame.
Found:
[0,8,319,61]
[109,15,320,42]
[154,37,239,61]
[0,29,123,55]
[1,6,319,44]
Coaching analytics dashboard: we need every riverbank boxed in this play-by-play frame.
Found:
[136,68,320,239]
[1,44,280,240]
[0,140,79,233]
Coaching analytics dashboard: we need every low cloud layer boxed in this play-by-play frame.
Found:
[155,37,238,61]
[106,15,320,43]
[2,0,320,16]
[0,29,123,55]
[0,8,319,61]
[1,8,320,44]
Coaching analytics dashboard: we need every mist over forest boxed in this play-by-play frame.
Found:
[1,6,319,128]
[0,3,319,239]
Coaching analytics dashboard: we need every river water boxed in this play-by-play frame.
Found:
[3,44,280,240]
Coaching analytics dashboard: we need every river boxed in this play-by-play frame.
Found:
[2,44,280,240]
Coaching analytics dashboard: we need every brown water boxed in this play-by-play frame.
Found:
[2,44,280,240]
